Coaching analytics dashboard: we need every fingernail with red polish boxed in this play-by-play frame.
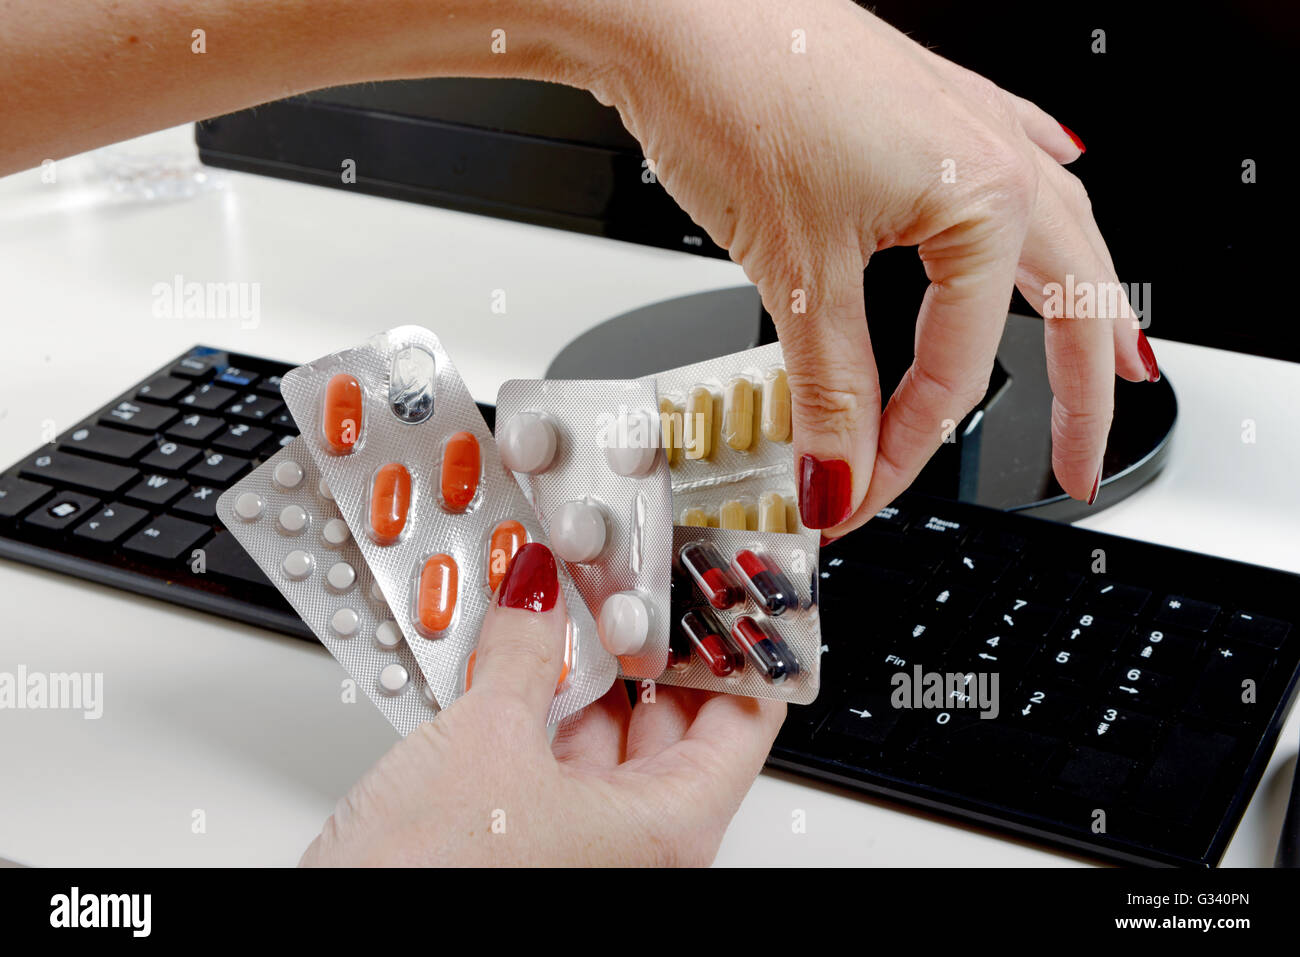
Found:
[497,542,559,612]
[1060,123,1086,153]
[798,455,853,529]
[819,534,841,548]
[1087,467,1102,506]
[1137,331,1161,383]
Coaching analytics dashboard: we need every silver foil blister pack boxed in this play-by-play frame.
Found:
[653,342,822,703]
[495,379,673,678]
[278,326,618,723]
[217,440,438,735]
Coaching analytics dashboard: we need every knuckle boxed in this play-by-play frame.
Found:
[787,368,867,428]
[1058,170,1093,215]
[969,143,1039,221]
[913,362,991,414]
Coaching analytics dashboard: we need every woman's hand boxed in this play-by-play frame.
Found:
[300,543,785,867]
[596,0,1159,530]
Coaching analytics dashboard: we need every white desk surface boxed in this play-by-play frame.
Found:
[1,128,1297,867]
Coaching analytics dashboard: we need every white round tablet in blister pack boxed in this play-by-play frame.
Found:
[217,441,438,736]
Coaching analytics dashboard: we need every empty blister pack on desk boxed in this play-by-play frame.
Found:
[495,379,673,678]
[217,439,437,735]
[279,326,618,723]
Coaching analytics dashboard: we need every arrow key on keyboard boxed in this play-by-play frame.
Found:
[73,503,149,544]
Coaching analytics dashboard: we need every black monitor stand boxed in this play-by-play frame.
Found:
[547,259,1176,522]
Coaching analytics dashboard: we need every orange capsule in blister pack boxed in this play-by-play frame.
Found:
[322,373,364,454]
[487,519,528,593]
[465,618,573,692]
[416,553,458,636]
[440,431,481,511]
[369,463,411,544]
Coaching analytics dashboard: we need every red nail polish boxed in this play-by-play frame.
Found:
[1087,467,1102,506]
[497,542,559,612]
[1060,123,1086,153]
[798,455,853,529]
[819,534,841,548]
[1137,331,1161,383]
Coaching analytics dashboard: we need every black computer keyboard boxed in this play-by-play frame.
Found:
[776,498,1299,866]
[1,345,1296,867]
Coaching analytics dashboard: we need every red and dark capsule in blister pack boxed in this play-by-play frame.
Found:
[731,548,798,616]
[679,541,744,610]
[679,607,745,677]
[731,615,801,684]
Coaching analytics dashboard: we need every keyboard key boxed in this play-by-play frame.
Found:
[59,425,152,461]
[139,441,201,473]
[823,693,905,749]
[123,515,209,561]
[170,354,216,378]
[988,597,1059,638]
[1132,726,1238,824]
[1102,662,1179,711]
[165,413,224,444]
[124,473,186,507]
[269,409,296,432]
[947,628,1036,672]
[256,373,285,397]
[136,375,190,402]
[172,485,221,520]
[1120,626,1200,675]
[1073,703,1161,758]
[1187,643,1274,725]
[188,452,250,485]
[1006,683,1084,733]
[226,393,282,423]
[0,476,52,518]
[941,549,1011,585]
[212,423,272,455]
[919,582,983,618]
[1087,580,1151,616]
[22,492,100,531]
[1029,644,1108,685]
[905,720,1057,791]
[215,366,260,388]
[1053,747,1138,804]
[202,529,273,586]
[1225,611,1290,649]
[879,617,958,664]
[178,383,236,411]
[1154,595,1220,632]
[72,503,149,544]
[1018,567,1083,604]
[19,450,136,495]
[100,400,177,433]
[973,528,1028,555]
[1050,611,1126,655]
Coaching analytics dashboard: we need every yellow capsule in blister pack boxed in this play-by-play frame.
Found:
[759,491,787,533]
[762,367,792,442]
[721,376,754,451]
[681,506,713,528]
[659,397,682,466]
[719,499,748,530]
[684,386,713,460]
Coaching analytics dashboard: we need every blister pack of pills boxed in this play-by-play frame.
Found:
[651,342,822,703]
[278,327,618,724]
[494,380,673,678]
[217,439,438,735]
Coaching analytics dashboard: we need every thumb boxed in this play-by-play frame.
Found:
[759,253,879,529]
[466,542,568,722]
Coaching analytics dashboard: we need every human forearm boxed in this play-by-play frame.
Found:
[0,0,639,175]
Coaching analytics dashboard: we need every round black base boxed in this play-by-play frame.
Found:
[546,286,1176,520]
